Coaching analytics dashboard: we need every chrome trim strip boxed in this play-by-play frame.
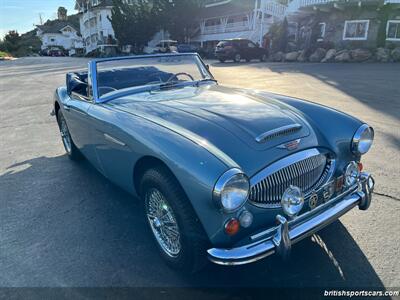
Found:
[104,133,126,147]
[255,124,302,143]
[207,173,374,266]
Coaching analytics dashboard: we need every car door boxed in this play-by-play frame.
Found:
[63,95,101,169]
[85,104,137,193]
[246,41,259,60]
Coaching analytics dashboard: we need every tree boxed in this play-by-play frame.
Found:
[58,7,68,20]
[269,18,288,52]
[110,0,161,52]
[162,0,204,42]
[3,30,21,53]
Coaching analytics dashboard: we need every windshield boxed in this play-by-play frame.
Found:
[95,54,213,100]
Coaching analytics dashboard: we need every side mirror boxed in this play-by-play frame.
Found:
[67,73,88,97]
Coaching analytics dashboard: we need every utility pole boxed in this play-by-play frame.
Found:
[38,13,43,25]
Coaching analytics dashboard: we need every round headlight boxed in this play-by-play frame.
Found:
[352,124,374,155]
[281,185,304,217]
[344,161,360,187]
[213,168,249,213]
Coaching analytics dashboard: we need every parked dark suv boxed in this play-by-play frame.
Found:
[215,39,268,63]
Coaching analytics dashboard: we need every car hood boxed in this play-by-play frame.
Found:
[108,84,320,175]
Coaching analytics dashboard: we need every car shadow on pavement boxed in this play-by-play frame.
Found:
[0,155,385,290]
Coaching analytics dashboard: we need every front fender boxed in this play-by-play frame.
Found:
[89,104,238,245]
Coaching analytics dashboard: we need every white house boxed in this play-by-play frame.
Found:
[194,0,400,51]
[36,22,84,55]
[75,0,119,55]
[193,0,287,48]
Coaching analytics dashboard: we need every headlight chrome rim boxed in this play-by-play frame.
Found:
[352,124,374,155]
[213,168,250,213]
[344,161,360,187]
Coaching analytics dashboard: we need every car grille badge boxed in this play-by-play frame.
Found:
[277,139,301,151]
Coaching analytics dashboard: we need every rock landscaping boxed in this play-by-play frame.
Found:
[268,47,400,63]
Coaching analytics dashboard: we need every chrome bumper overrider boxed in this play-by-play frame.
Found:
[207,172,375,266]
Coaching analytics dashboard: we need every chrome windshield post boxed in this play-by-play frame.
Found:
[88,60,99,103]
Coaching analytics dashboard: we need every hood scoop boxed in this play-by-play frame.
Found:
[255,124,302,143]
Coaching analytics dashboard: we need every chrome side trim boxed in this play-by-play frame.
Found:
[255,124,302,143]
[104,133,126,147]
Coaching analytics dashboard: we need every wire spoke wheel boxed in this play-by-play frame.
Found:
[145,188,181,257]
[60,116,72,154]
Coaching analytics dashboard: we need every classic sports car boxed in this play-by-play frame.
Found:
[53,53,375,272]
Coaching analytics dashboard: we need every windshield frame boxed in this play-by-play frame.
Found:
[88,53,215,103]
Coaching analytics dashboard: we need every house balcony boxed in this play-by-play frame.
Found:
[287,0,398,12]
[202,22,251,34]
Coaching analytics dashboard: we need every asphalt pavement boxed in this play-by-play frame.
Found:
[0,57,399,291]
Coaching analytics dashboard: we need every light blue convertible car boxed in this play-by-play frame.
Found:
[53,53,375,272]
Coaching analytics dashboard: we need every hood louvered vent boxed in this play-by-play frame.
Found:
[255,124,302,143]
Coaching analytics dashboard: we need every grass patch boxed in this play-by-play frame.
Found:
[0,51,12,58]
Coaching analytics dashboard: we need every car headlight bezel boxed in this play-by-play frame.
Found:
[213,168,250,213]
[352,124,374,156]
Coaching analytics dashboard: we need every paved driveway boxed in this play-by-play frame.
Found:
[0,57,399,290]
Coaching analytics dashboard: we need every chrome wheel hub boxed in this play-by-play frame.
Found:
[60,117,72,154]
[145,188,181,257]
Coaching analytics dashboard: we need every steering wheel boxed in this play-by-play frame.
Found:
[166,72,195,84]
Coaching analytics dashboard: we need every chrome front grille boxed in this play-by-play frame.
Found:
[249,151,332,207]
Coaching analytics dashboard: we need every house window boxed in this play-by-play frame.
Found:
[318,22,326,40]
[343,20,369,40]
[387,20,400,41]
[50,38,55,42]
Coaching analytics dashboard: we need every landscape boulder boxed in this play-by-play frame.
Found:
[391,47,400,62]
[335,50,351,62]
[376,47,390,62]
[350,48,372,62]
[297,50,308,62]
[285,51,299,62]
[309,48,326,62]
[272,51,284,62]
[321,49,336,63]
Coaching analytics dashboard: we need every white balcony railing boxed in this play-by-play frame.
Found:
[384,0,400,3]
[263,0,287,18]
[203,22,250,34]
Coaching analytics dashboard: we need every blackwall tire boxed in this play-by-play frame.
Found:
[140,166,209,273]
[57,110,83,161]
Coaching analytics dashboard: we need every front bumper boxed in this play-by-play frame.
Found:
[207,172,375,265]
